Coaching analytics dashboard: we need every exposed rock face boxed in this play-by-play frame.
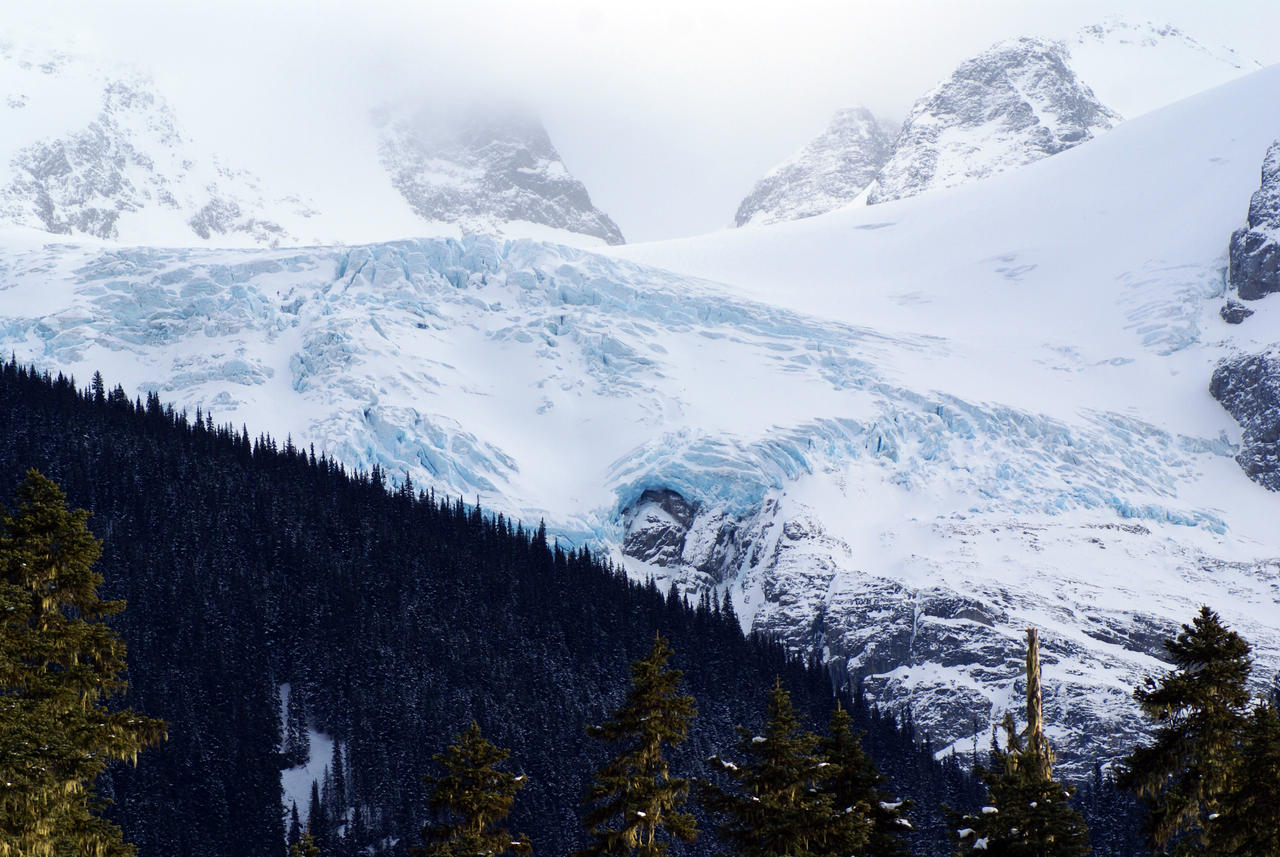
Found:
[1228,142,1280,300]
[1211,351,1280,490]
[734,108,893,226]
[1220,299,1254,324]
[0,45,303,245]
[377,112,625,245]
[868,38,1118,204]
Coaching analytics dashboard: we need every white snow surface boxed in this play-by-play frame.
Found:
[1067,18,1264,120]
[3,66,1280,776]
[736,18,1260,225]
[278,685,333,824]
[0,39,619,250]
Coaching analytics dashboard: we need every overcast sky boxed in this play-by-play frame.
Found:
[10,0,1280,242]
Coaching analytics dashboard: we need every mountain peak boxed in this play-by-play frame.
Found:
[376,107,625,245]
[866,36,1118,205]
[733,106,892,227]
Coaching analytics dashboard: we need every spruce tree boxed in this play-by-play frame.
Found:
[703,679,850,857]
[1119,606,1252,855]
[575,634,698,857]
[0,470,166,857]
[954,629,1089,857]
[1208,703,1280,857]
[289,827,322,857]
[820,703,907,857]
[415,722,531,857]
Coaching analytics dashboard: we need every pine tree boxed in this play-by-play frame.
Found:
[289,827,323,857]
[1208,703,1280,856]
[1119,606,1252,855]
[575,634,698,857]
[288,802,303,847]
[821,703,909,857]
[954,628,1089,857]
[284,685,311,768]
[703,679,849,857]
[0,470,167,857]
[415,723,531,857]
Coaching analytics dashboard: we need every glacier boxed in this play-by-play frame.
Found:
[5,64,1280,778]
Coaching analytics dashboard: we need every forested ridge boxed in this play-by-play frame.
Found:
[0,359,995,857]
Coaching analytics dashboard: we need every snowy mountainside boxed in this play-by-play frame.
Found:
[865,37,1119,205]
[0,41,314,247]
[734,108,892,227]
[6,67,1280,776]
[376,110,624,246]
[735,19,1259,223]
[0,39,623,248]
[1068,18,1263,120]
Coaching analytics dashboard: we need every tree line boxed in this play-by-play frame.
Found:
[18,358,1268,857]
[0,358,981,856]
[4,356,1274,855]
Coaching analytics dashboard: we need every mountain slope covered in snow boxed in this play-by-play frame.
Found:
[734,19,1260,224]
[0,39,623,248]
[4,64,1280,777]
[734,107,892,226]
[866,36,1119,205]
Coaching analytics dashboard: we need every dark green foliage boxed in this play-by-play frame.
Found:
[821,703,910,857]
[288,828,322,857]
[1208,703,1280,857]
[0,359,981,856]
[416,723,531,857]
[576,635,698,857]
[1119,606,1252,855]
[954,716,1090,857]
[1075,764,1143,857]
[0,470,166,857]
[703,680,859,857]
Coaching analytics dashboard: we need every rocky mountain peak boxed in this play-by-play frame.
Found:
[866,37,1118,205]
[0,43,308,246]
[733,106,892,227]
[376,108,625,245]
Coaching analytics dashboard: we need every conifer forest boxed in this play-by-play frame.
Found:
[1,360,1276,857]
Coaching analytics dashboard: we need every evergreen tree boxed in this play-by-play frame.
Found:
[284,686,311,768]
[289,827,322,857]
[1119,606,1252,855]
[575,634,698,857]
[703,679,850,857]
[0,470,167,857]
[288,802,303,847]
[415,723,531,857]
[308,780,326,847]
[954,629,1089,857]
[820,703,908,857]
[1209,703,1280,857]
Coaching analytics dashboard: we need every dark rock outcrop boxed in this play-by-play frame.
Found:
[1220,299,1255,324]
[1228,142,1280,300]
[1211,350,1280,490]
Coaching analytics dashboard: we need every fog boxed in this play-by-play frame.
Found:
[9,0,1280,241]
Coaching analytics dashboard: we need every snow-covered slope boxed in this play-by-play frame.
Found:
[5,66,1280,777]
[865,37,1118,205]
[0,41,315,247]
[377,110,624,246]
[0,39,622,248]
[1068,18,1263,120]
[736,19,1259,224]
[734,108,892,226]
